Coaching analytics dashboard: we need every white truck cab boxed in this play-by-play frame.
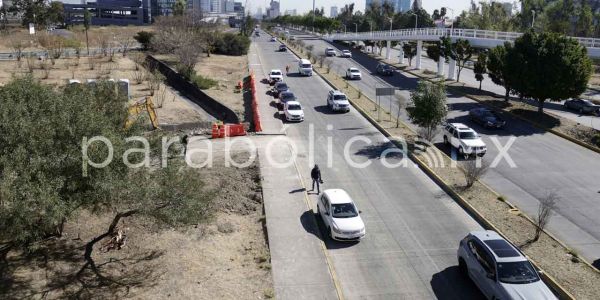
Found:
[298,59,313,76]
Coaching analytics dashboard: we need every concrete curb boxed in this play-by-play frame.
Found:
[309,59,577,300]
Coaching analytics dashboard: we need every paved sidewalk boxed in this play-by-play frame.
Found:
[248,41,340,300]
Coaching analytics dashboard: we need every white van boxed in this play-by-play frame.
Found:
[298,59,313,76]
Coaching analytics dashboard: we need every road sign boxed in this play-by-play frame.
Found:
[376,87,395,96]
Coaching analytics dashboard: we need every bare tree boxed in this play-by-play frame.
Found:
[317,54,326,68]
[417,126,440,146]
[98,33,110,57]
[395,95,407,128]
[534,192,558,242]
[39,60,51,79]
[147,69,166,96]
[324,58,333,74]
[133,69,146,84]
[121,37,134,57]
[460,159,490,188]
[25,55,35,73]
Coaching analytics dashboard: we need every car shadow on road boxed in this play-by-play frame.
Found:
[313,105,337,115]
[300,210,359,250]
[431,266,485,300]
[593,259,600,271]
[354,141,406,160]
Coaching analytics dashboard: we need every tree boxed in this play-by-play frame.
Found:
[173,0,186,16]
[240,13,256,37]
[460,159,490,188]
[425,42,441,62]
[445,38,473,82]
[134,31,155,51]
[83,8,91,56]
[407,81,448,141]
[575,3,594,37]
[474,52,487,90]
[402,42,417,66]
[487,43,513,101]
[46,1,64,25]
[11,0,47,26]
[534,192,558,242]
[509,31,592,113]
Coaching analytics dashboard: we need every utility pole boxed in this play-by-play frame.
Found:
[312,0,316,33]
[531,10,536,28]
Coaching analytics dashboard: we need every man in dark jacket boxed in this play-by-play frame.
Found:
[310,164,322,194]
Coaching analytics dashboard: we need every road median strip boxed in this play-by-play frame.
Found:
[280,37,600,299]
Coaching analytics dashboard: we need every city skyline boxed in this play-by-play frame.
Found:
[245,0,474,16]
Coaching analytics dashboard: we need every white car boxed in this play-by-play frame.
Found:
[325,47,337,57]
[270,36,276,42]
[345,68,362,80]
[283,101,304,122]
[269,69,283,84]
[458,231,557,300]
[340,50,352,58]
[442,123,487,158]
[317,189,365,241]
[327,90,351,112]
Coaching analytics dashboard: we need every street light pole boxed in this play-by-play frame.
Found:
[443,7,454,35]
[531,10,536,28]
[343,24,347,34]
[410,13,418,30]
[312,0,316,33]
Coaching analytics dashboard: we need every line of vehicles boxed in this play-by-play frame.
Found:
[264,30,557,299]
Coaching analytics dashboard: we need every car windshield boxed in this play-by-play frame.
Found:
[343,50,350,53]
[281,93,295,101]
[497,261,540,284]
[481,111,499,119]
[333,94,347,101]
[287,104,301,110]
[581,100,594,106]
[331,203,358,218]
[271,71,281,76]
[350,69,360,73]
[301,64,311,68]
[460,131,478,139]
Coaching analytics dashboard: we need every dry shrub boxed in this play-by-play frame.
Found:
[460,158,490,188]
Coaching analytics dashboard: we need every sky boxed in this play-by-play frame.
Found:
[246,0,474,17]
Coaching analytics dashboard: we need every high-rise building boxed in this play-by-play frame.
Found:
[412,0,422,10]
[284,9,297,16]
[222,0,234,12]
[330,6,338,17]
[267,0,279,19]
[398,0,411,12]
[210,0,220,12]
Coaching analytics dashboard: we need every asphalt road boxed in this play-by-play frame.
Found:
[253,33,485,299]
[381,46,600,131]
[289,31,600,264]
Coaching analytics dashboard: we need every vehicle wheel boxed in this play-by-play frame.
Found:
[458,258,468,277]
[443,136,449,145]
[316,205,320,216]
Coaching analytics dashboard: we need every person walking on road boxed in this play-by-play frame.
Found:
[285,65,290,75]
[311,165,322,195]
[182,134,189,157]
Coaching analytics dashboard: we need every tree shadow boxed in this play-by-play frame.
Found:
[243,89,253,124]
[0,236,163,299]
[431,266,485,300]
[354,141,406,160]
[593,259,600,271]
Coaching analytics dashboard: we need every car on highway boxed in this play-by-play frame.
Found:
[327,90,351,112]
[298,59,313,76]
[289,36,296,41]
[325,47,337,57]
[269,69,283,84]
[270,36,277,42]
[376,63,394,76]
[442,123,487,158]
[279,91,296,107]
[469,108,506,129]
[283,101,304,122]
[563,98,600,115]
[317,189,365,241]
[254,31,260,37]
[272,82,289,98]
[279,44,287,52]
[458,230,557,300]
[345,67,362,80]
[340,50,352,58]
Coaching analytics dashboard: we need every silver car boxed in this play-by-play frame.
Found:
[458,231,557,300]
[564,98,600,115]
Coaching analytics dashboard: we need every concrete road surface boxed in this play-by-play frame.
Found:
[253,32,485,299]
[291,32,600,265]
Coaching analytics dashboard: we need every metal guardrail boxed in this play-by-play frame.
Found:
[325,27,600,48]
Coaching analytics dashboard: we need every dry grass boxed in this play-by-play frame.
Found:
[305,54,600,299]
[0,55,206,126]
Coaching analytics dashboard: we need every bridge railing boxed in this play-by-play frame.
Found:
[325,28,600,48]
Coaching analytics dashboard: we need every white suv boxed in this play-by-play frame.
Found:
[442,123,487,158]
[317,189,365,241]
[458,231,557,300]
[325,47,337,56]
[327,90,350,112]
[269,69,283,83]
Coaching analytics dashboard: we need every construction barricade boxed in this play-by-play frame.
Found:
[212,122,247,139]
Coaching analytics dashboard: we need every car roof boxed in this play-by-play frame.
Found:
[280,91,294,96]
[286,100,301,106]
[323,189,354,204]
[329,90,345,96]
[271,69,282,73]
[348,67,359,71]
[276,81,288,86]
[342,49,351,52]
[299,59,311,64]
[469,231,525,262]
[449,123,473,131]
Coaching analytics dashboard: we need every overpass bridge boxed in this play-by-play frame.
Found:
[324,28,600,80]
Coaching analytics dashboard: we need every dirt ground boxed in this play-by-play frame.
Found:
[0,151,273,299]
[301,49,600,299]
[0,26,153,52]
[0,54,205,126]
[155,54,249,122]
